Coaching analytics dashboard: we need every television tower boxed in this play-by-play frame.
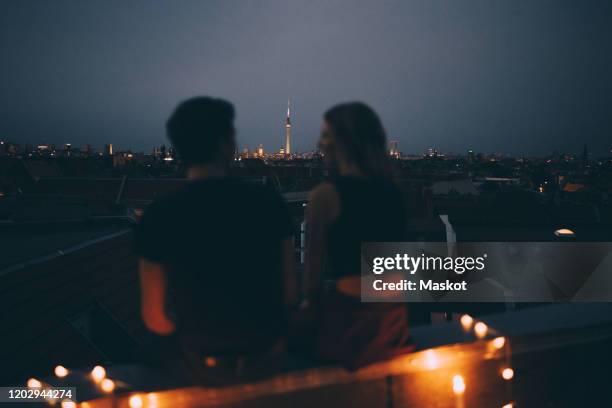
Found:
[285,100,292,155]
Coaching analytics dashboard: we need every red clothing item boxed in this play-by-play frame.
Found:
[291,291,414,370]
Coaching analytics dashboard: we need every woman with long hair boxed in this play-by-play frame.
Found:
[296,102,413,369]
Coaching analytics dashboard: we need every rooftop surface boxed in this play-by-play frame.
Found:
[0,219,133,271]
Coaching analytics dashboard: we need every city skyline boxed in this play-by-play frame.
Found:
[1,1,612,155]
[1,98,611,159]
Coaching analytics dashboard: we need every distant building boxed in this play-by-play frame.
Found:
[389,140,400,158]
[467,150,475,162]
[285,100,292,155]
[104,143,114,156]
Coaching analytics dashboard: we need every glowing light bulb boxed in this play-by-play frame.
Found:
[100,378,115,393]
[423,349,439,370]
[460,314,474,331]
[502,367,514,380]
[27,378,42,388]
[129,395,143,408]
[61,400,76,408]
[492,336,506,349]
[91,365,106,382]
[474,322,488,338]
[147,393,159,408]
[554,228,575,237]
[452,374,466,395]
[502,403,514,408]
[54,365,69,378]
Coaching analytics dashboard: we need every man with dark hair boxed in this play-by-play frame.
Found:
[135,96,297,385]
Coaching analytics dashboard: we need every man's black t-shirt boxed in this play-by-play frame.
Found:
[134,178,293,355]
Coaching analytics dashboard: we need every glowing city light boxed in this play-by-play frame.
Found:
[452,374,466,395]
[54,365,69,378]
[492,336,506,349]
[474,322,488,338]
[460,314,474,331]
[27,378,42,388]
[502,367,514,380]
[101,378,115,393]
[91,365,106,382]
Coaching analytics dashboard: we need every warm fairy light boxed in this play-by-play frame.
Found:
[423,349,439,370]
[129,395,144,408]
[502,403,514,408]
[502,367,514,380]
[554,228,575,237]
[100,378,115,393]
[27,378,42,388]
[204,357,217,367]
[460,314,474,330]
[474,322,488,338]
[492,336,506,349]
[147,393,159,408]
[91,365,106,382]
[452,374,466,395]
[54,365,69,378]
[60,400,76,408]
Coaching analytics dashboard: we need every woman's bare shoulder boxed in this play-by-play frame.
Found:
[308,182,340,222]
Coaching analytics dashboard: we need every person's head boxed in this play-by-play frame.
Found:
[166,96,236,169]
[320,102,393,179]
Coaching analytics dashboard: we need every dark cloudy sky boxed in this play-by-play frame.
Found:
[1,0,611,155]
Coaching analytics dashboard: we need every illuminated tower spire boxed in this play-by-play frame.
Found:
[285,99,292,155]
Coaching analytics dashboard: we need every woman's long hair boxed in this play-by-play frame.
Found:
[324,102,394,180]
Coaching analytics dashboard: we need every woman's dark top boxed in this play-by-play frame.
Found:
[326,176,407,278]
[294,176,413,369]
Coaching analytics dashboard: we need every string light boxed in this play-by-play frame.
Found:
[423,349,439,370]
[101,378,115,393]
[147,393,159,408]
[492,337,506,349]
[452,374,466,395]
[27,378,42,388]
[91,365,106,383]
[129,395,143,408]
[460,314,474,331]
[474,322,488,339]
[54,365,69,378]
[50,324,512,408]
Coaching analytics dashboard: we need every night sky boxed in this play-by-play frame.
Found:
[1,0,611,155]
